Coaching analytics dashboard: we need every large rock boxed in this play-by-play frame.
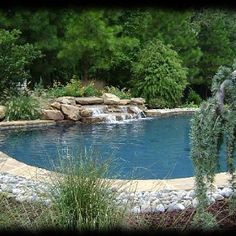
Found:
[102,93,120,105]
[130,97,145,105]
[119,99,131,105]
[79,108,93,117]
[61,104,81,121]
[55,96,76,105]
[0,105,6,120]
[80,116,106,124]
[42,109,64,121]
[128,106,143,114]
[75,97,104,105]
[50,102,61,110]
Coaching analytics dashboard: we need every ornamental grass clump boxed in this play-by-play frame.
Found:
[5,94,41,121]
[190,60,236,230]
[47,148,127,231]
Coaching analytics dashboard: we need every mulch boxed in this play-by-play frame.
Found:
[125,198,236,234]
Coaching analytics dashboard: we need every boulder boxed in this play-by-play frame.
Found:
[102,93,120,105]
[119,99,131,105]
[0,105,6,120]
[80,116,106,124]
[128,106,142,114]
[130,97,145,105]
[50,102,61,110]
[61,104,81,121]
[79,108,93,117]
[55,96,76,105]
[42,109,64,121]
[75,97,104,105]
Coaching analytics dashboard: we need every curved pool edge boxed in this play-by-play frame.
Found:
[0,151,230,192]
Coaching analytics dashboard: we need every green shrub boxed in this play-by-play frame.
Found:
[63,78,84,97]
[47,148,127,231]
[104,86,131,99]
[5,95,41,121]
[83,82,102,97]
[147,98,171,109]
[186,89,202,105]
[132,38,188,108]
[45,86,66,98]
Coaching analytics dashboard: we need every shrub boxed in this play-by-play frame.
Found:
[104,86,131,99]
[47,148,127,231]
[190,62,236,229]
[132,38,188,108]
[186,89,202,105]
[147,98,171,109]
[5,94,41,121]
[83,82,102,97]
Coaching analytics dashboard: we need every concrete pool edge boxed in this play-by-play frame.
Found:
[0,151,230,192]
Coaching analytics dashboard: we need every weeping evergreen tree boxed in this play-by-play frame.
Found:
[190,60,236,229]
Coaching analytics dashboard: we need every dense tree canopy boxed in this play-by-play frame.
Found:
[0,8,236,106]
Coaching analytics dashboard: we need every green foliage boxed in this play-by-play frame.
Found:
[104,86,131,99]
[147,98,170,109]
[63,78,84,97]
[2,9,236,102]
[5,94,41,121]
[45,78,102,98]
[83,82,102,97]
[48,148,126,231]
[186,89,202,105]
[0,9,66,87]
[190,61,236,228]
[180,102,199,108]
[148,9,203,82]
[0,29,41,98]
[58,10,139,81]
[132,38,188,108]
[192,211,218,230]
[193,9,234,93]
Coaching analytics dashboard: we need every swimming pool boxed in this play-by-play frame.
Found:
[0,115,228,179]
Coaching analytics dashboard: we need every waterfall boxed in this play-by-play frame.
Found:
[83,104,146,123]
[85,105,108,116]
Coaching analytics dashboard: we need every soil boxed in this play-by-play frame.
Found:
[126,199,236,233]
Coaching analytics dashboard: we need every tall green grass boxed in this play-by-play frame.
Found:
[46,148,128,231]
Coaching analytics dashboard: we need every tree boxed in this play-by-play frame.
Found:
[0,29,41,99]
[0,9,66,87]
[132,38,188,108]
[58,9,139,82]
[190,61,236,229]
[148,9,203,84]
[193,9,234,98]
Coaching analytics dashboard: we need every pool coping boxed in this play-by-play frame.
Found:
[0,151,230,192]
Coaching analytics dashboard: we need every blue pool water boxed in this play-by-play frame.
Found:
[0,115,228,179]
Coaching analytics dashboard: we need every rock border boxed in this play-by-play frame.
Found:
[0,108,198,130]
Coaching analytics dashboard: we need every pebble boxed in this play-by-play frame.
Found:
[167,202,185,212]
[220,187,233,197]
[0,172,234,213]
[154,204,165,213]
